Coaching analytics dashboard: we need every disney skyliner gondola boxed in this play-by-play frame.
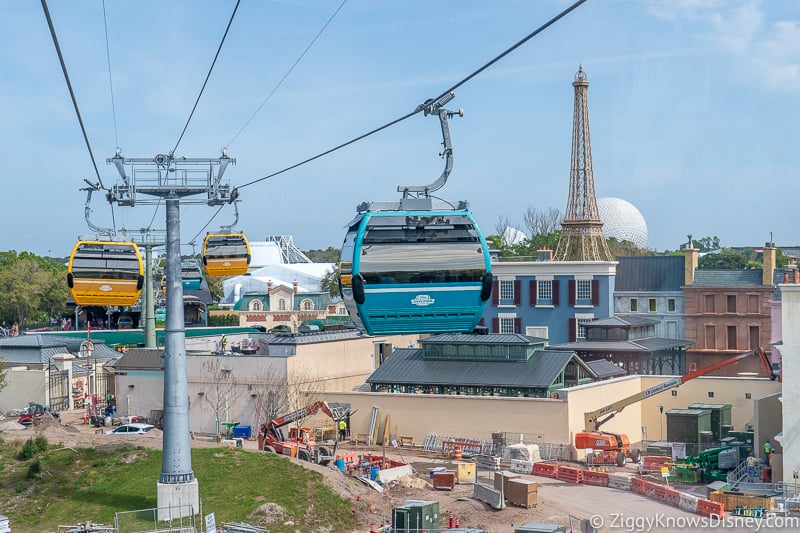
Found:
[67,182,144,307]
[339,93,492,335]
[202,201,251,277]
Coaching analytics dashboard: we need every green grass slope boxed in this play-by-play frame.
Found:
[0,436,359,533]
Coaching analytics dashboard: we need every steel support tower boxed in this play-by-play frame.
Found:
[553,66,613,262]
[108,149,236,520]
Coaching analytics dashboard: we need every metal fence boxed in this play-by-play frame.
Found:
[114,504,200,533]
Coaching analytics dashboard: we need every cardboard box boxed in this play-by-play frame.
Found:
[506,478,538,508]
[494,470,521,493]
[433,471,456,490]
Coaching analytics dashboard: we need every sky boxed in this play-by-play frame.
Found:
[1,0,798,258]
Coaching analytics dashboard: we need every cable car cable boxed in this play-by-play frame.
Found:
[233,0,588,191]
[102,0,120,150]
[40,0,106,191]
[187,203,226,246]
[226,0,349,149]
[171,0,242,158]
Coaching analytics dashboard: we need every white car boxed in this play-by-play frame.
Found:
[0,513,10,533]
[104,423,155,436]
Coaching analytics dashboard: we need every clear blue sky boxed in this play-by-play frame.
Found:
[2,0,798,257]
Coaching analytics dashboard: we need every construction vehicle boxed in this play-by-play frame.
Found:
[257,401,336,465]
[576,347,777,466]
[18,402,60,426]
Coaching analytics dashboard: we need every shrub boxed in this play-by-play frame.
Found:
[26,459,42,479]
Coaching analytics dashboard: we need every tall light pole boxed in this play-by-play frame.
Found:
[659,404,665,441]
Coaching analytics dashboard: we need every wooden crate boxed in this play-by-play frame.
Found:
[494,470,521,493]
[710,490,774,512]
[506,478,538,508]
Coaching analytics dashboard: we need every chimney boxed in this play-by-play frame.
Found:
[536,248,553,262]
[795,268,799,285]
[784,270,789,284]
[267,280,273,291]
[293,279,299,294]
[763,242,776,285]
[684,247,698,285]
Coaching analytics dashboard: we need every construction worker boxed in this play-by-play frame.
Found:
[338,419,347,442]
[746,453,757,483]
[764,440,773,466]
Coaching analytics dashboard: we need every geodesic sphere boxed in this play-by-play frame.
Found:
[597,197,648,248]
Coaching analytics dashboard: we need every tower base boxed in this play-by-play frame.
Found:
[156,479,199,521]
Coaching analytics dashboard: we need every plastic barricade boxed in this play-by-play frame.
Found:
[532,462,559,479]
[510,459,533,474]
[630,477,646,494]
[582,470,610,487]
[643,480,666,500]
[642,456,671,471]
[663,488,682,506]
[556,465,583,484]
[679,492,699,513]
[697,498,724,518]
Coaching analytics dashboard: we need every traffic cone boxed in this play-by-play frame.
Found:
[454,444,463,461]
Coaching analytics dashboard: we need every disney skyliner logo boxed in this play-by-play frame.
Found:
[590,512,799,532]
[411,294,435,306]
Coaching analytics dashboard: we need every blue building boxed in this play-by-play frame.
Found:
[481,250,616,344]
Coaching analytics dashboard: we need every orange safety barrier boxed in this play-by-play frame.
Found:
[335,452,357,465]
[582,470,609,487]
[630,477,646,494]
[532,462,559,478]
[642,480,667,500]
[556,466,583,484]
[697,498,724,518]
[663,488,682,507]
[642,456,671,471]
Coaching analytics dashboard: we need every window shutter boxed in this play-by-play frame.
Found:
[552,280,560,306]
[492,281,499,305]
[568,318,577,342]
[514,318,522,334]
[568,280,576,306]
[530,280,537,306]
[492,317,499,333]
[514,280,521,305]
[591,279,600,306]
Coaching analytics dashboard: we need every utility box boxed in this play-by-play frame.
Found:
[666,408,711,444]
[506,478,538,508]
[456,462,476,483]
[392,500,440,533]
[494,470,521,494]
[689,403,732,442]
[433,471,456,490]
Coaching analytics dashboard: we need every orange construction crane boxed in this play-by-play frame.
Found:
[257,401,336,464]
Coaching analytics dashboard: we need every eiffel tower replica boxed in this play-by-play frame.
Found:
[553,66,613,262]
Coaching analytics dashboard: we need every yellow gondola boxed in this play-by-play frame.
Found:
[202,233,251,276]
[160,274,167,295]
[67,240,144,306]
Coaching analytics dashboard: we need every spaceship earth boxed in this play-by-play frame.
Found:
[597,197,649,248]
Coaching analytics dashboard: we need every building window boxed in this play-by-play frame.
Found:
[576,316,593,340]
[537,280,552,304]
[630,299,638,312]
[576,280,591,301]
[250,300,262,311]
[748,295,759,314]
[727,295,736,313]
[499,317,516,334]
[302,300,313,311]
[705,294,715,313]
[727,325,737,350]
[708,391,715,398]
[500,280,514,301]
[705,325,716,349]
[667,298,676,312]
[338,306,348,315]
[649,299,657,312]
[749,326,760,349]
[278,299,286,311]
[526,326,548,340]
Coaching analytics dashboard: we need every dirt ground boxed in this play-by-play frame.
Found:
[1,410,777,533]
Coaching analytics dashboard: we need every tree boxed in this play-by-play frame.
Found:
[0,255,67,326]
[200,359,245,439]
[606,238,654,258]
[698,248,750,270]
[523,205,561,237]
[303,247,341,263]
[320,264,340,297]
[0,360,7,393]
